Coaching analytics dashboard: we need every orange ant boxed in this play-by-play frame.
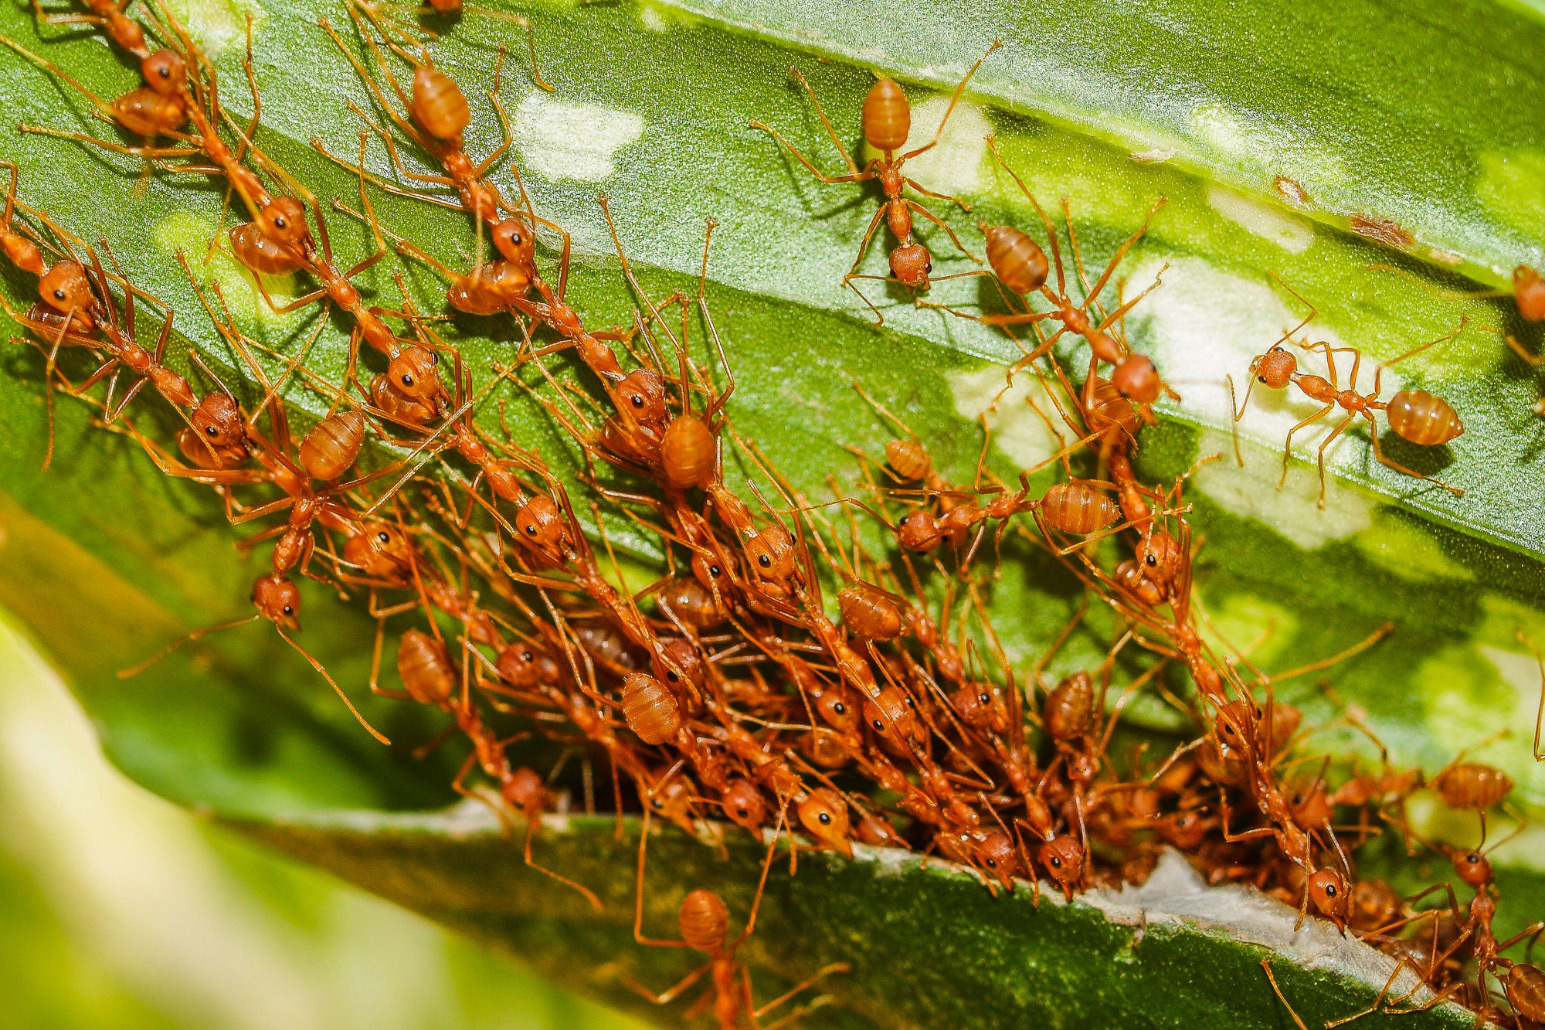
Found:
[624,805,848,1029]
[920,137,1172,414]
[384,627,603,909]
[1232,293,1469,505]
[29,0,151,58]
[750,42,1000,324]
[347,0,551,93]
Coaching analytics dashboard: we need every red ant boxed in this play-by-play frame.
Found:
[1233,303,1469,505]
[920,137,1172,416]
[623,805,848,1029]
[750,42,1000,324]
[29,0,151,58]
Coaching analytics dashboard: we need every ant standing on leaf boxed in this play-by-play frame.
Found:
[750,41,1001,325]
[1232,277,1468,506]
[622,805,849,1030]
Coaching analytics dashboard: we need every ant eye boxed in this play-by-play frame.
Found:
[758,554,771,568]
[205,425,218,436]
[525,524,537,536]
[400,374,415,386]
[872,719,885,731]
[282,605,294,616]
[630,394,644,408]
[274,216,287,229]
[709,565,721,577]
[1049,856,1062,868]
[1145,554,1158,567]
[522,650,534,662]
[377,531,390,543]
[818,812,832,825]
[978,693,990,704]
[832,701,846,714]
[1258,375,1269,384]
[736,807,747,817]
[1325,883,1338,897]
[985,858,997,867]
[666,670,679,682]
[429,352,439,364]
[53,289,66,300]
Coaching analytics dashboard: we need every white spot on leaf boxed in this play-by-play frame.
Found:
[1193,430,1373,549]
[949,366,1068,473]
[1207,186,1313,254]
[512,94,644,182]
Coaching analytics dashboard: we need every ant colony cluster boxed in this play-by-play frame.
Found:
[2,2,1542,1027]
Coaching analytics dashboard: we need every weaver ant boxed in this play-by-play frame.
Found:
[750,42,1001,324]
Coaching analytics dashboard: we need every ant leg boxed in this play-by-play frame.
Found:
[1083,196,1168,307]
[520,814,602,911]
[1277,404,1334,489]
[751,963,850,1022]
[904,198,981,262]
[748,117,871,186]
[1260,960,1309,1030]
[1369,425,1464,498]
[1381,316,1470,371]
[842,204,890,280]
[617,961,712,1007]
[779,67,865,174]
[899,39,1001,164]
[1312,412,1356,507]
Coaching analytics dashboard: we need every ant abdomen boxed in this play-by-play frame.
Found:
[838,585,903,641]
[661,415,717,490]
[678,888,730,952]
[397,629,456,706]
[1041,482,1120,535]
[411,67,471,141]
[299,410,366,481]
[982,223,1048,295]
[622,672,681,745]
[1386,389,1463,446]
[861,78,910,153]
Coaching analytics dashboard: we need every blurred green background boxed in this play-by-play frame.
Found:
[0,620,647,1030]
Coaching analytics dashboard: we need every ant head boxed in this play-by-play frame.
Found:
[888,242,932,287]
[897,509,942,552]
[815,686,861,733]
[654,638,702,689]
[495,642,546,689]
[514,494,567,556]
[797,788,853,857]
[258,196,309,248]
[745,526,799,583]
[719,779,766,832]
[1111,354,1162,406]
[1515,265,1545,322]
[1253,347,1297,388]
[1445,844,1493,889]
[500,767,545,814]
[1134,529,1183,583]
[952,682,1008,735]
[981,223,1049,295]
[974,829,1019,888]
[251,574,300,629]
[492,217,536,268]
[343,522,414,580]
[861,77,910,154]
[140,49,187,96]
[192,390,244,445]
[660,414,717,490]
[38,260,92,314]
[1039,834,1085,893]
[689,549,734,593]
[1306,868,1350,923]
[388,346,442,400]
[616,369,667,424]
[678,889,730,952]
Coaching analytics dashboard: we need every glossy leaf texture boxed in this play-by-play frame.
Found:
[0,0,1541,1026]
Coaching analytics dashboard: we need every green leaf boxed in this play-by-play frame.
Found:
[0,0,1542,1025]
